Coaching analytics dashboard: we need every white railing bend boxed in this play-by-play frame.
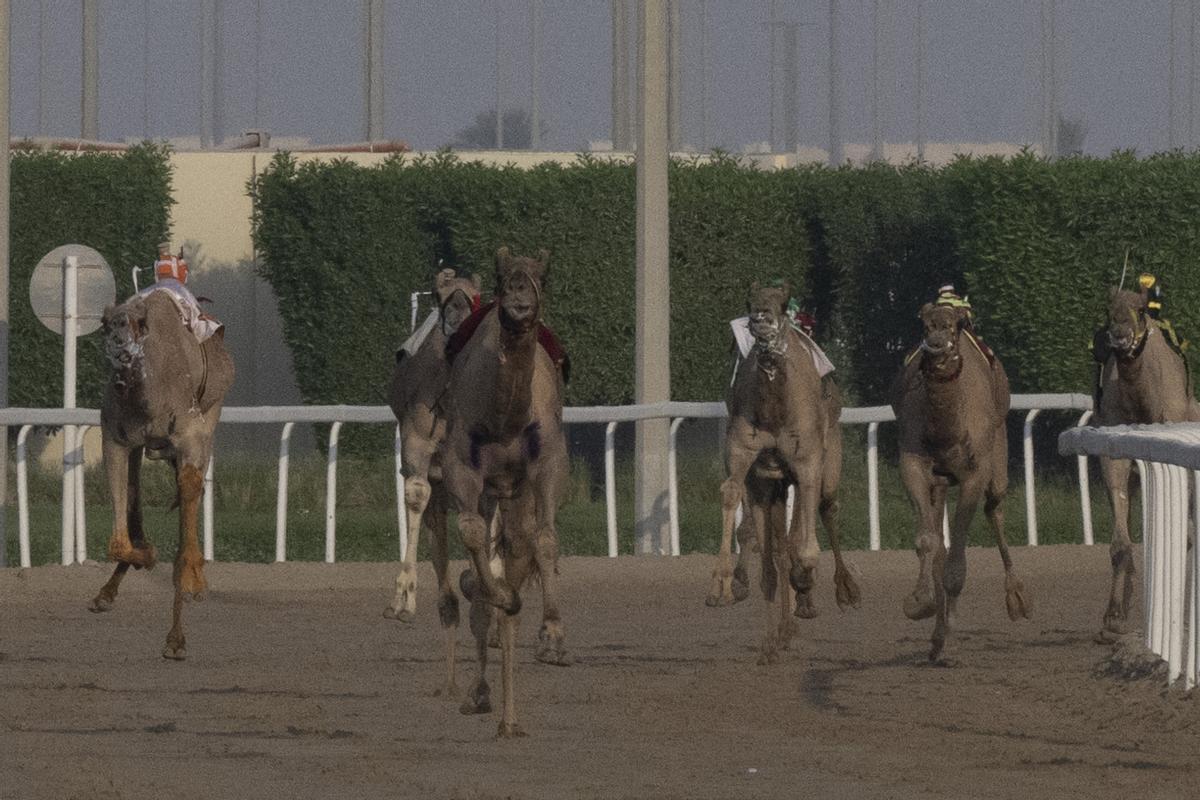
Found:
[1059,423,1200,689]
[4,393,1095,569]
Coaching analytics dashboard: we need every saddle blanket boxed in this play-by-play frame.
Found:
[137,280,222,342]
[729,316,835,378]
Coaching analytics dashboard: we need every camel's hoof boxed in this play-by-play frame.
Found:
[1005,589,1031,621]
[793,593,819,619]
[497,721,527,739]
[903,592,937,620]
[928,639,944,663]
[487,626,501,649]
[535,630,572,667]
[459,687,491,716]
[705,589,736,607]
[835,572,863,610]
[731,579,751,603]
[162,643,187,661]
[492,587,521,616]
[438,594,460,628]
[433,682,460,700]
[757,641,780,665]
[383,606,416,623]
[88,594,114,613]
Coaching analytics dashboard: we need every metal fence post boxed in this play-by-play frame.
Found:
[1023,408,1042,546]
[275,422,294,562]
[325,421,342,563]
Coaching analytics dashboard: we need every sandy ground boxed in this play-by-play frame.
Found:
[2,545,1199,800]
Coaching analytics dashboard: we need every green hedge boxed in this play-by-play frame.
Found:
[11,143,173,408]
[253,149,1200,444]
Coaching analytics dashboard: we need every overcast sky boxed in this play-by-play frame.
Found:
[6,1,1194,156]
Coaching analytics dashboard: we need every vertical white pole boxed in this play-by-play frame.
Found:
[1191,470,1200,689]
[17,425,30,569]
[324,421,342,564]
[274,421,293,562]
[203,455,214,561]
[605,421,617,558]
[1076,411,1094,545]
[867,422,880,550]
[395,424,407,559]
[1023,409,1041,546]
[1168,464,1186,684]
[61,255,78,565]
[667,417,682,556]
[74,424,87,561]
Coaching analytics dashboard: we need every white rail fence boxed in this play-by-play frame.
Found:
[1059,423,1200,689]
[5,393,1094,570]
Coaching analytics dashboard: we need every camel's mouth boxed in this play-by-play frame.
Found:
[1107,329,1137,354]
[919,338,955,357]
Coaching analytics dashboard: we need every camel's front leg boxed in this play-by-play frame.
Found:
[899,454,939,620]
[709,439,756,606]
[496,539,534,738]
[785,456,822,620]
[163,461,207,660]
[931,473,985,662]
[92,442,154,613]
[385,474,431,622]
[445,451,519,615]
[819,427,861,610]
[1100,456,1137,636]
[423,484,461,699]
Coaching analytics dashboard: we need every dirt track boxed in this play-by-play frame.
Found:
[2,545,1198,800]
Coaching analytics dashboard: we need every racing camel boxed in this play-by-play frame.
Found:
[712,281,861,665]
[90,289,234,660]
[890,300,1028,661]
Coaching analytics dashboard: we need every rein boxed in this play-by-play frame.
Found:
[751,315,788,382]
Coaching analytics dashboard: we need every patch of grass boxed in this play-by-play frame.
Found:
[3,434,1131,567]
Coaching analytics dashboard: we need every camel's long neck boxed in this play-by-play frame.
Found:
[921,351,967,442]
[487,323,538,437]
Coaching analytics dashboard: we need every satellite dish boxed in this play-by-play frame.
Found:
[29,244,116,336]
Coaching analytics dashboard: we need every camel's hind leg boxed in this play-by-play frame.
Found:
[385,475,431,622]
[783,454,822,620]
[709,441,756,606]
[931,474,986,662]
[731,514,755,603]
[163,458,208,660]
[92,442,155,613]
[755,479,793,665]
[1100,455,1138,636]
[820,426,861,610]
[985,452,1029,621]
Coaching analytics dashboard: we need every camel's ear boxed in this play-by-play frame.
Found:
[954,305,970,325]
[1108,286,1120,302]
[918,302,934,321]
[750,280,761,292]
[471,272,483,292]
[495,246,512,274]
[537,249,550,269]
[780,281,793,312]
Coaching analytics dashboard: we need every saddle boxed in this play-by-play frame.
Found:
[445,301,570,384]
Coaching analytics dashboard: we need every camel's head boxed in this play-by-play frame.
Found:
[434,267,482,336]
[1106,287,1150,357]
[495,246,548,332]
[101,297,148,384]
[746,281,791,346]
[917,302,967,375]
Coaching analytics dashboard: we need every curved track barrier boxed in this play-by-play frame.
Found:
[1059,423,1200,688]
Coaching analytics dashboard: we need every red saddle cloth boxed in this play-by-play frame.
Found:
[445,301,569,381]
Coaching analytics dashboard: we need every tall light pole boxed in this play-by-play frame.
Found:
[364,0,384,141]
[81,0,98,140]
[635,0,670,555]
[142,0,150,137]
[200,0,216,148]
[916,0,925,161]
[768,0,776,152]
[530,0,541,150]
[698,0,707,151]
[667,0,681,151]
[871,0,882,161]
[0,0,9,565]
[827,0,842,166]
[494,1,503,149]
[38,0,47,135]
